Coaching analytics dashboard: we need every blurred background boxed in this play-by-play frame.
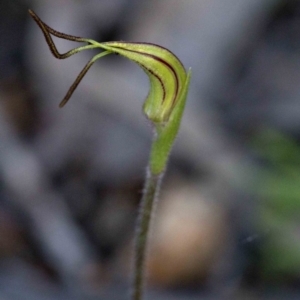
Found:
[1,0,300,299]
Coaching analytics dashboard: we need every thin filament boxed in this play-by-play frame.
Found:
[59,50,112,107]
[29,9,94,59]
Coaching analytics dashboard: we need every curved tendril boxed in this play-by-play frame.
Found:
[59,50,112,107]
[29,9,86,42]
[28,9,113,107]
[29,9,93,59]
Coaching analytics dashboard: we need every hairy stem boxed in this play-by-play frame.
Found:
[133,168,163,300]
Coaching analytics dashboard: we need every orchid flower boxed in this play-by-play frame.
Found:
[29,9,191,300]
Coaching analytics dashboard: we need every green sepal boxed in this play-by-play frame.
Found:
[149,69,191,175]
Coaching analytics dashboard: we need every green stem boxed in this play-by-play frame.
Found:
[132,168,163,300]
[132,70,191,300]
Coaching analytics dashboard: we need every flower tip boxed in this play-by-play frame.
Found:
[59,99,68,108]
[28,9,36,18]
